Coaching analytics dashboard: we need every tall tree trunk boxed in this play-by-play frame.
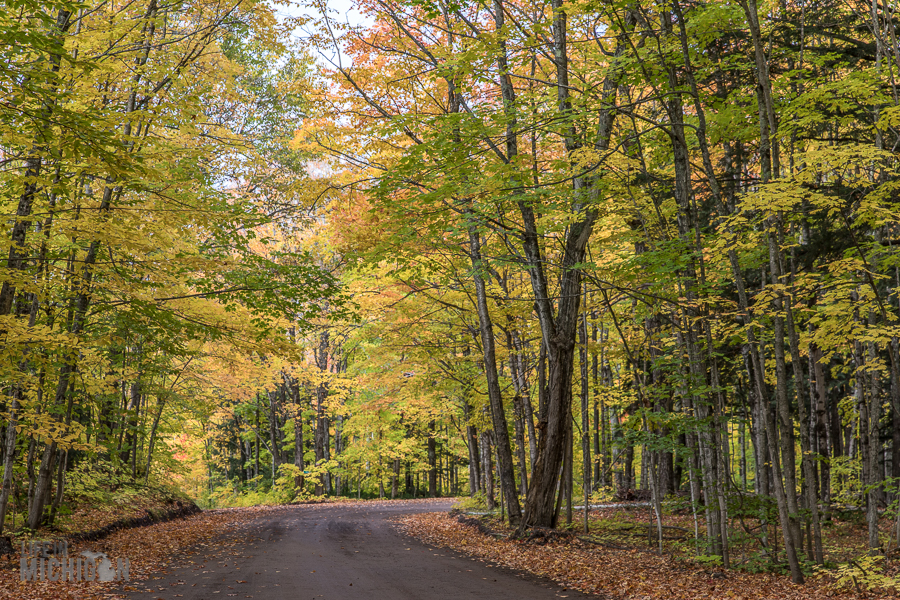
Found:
[268,390,282,470]
[290,376,305,490]
[0,9,73,315]
[592,322,602,486]
[48,449,67,525]
[466,226,521,522]
[462,399,480,495]
[580,304,592,499]
[144,394,167,483]
[28,183,115,528]
[507,331,532,494]
[481,432,495,509]
[811,344,831,504]
[0,390,21,535]
[516,2,632,533]
[314,331,329,495]
[0,293,43,533]
[428,420,437,497]
[391,458,400,499]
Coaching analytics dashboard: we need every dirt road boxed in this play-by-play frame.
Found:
[120,499,598,600]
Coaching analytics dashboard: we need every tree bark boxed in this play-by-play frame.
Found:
[466,226,521,522]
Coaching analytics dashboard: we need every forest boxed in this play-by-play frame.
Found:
[2,0,900,592]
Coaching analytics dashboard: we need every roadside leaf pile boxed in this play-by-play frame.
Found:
[0,506,274,600]
[398,512,898,599]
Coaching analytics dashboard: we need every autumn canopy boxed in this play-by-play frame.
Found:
[1,0,900,592]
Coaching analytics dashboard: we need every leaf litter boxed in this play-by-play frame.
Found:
[396,512,899,600]
[0,505,278,600]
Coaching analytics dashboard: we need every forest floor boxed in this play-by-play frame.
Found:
[1,485,194,539]
[0,504,270,600]
[396,503,900,600]
[6,497,897,599]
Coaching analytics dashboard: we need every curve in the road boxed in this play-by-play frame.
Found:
[120,499,602,600]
